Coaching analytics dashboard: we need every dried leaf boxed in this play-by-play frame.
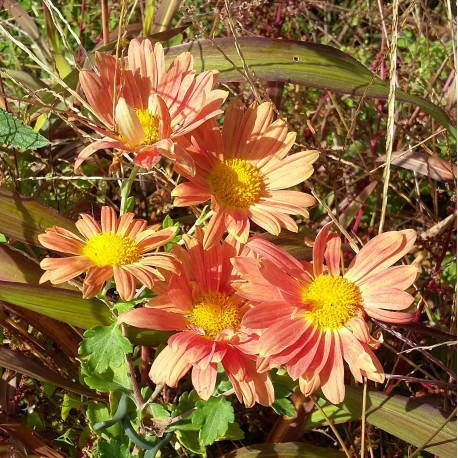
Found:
[376,150,456,182]
[0,347,93,397]
[221,442,346,457]
[0,189,76,246]
[338,181,379,229]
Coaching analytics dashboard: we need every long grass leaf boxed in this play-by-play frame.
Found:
[165,38,456,138]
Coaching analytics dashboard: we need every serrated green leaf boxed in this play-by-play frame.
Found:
[81,361,132,393]
[167,422,200,432]
[79,323,132,373]
[175,430,207,456]
[166,38,456,139]
[173,390,200,417]
[149,402,170,420]
[98,441,131,458]
[272,398,295,417]
[305,386,456,458]
[0,107,50,149]
[192,396,234,446]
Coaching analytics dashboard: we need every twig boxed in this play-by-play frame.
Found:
[374,320,457,381]
[311,396,352,458]
[360,378,368,458]
[101,0,109,46]
[223,0,262,103]
[378,0,399,234]
[121,323,144,410]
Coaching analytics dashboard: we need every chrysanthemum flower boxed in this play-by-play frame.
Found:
[38,206,178,301]
[75,39,227,173]
[232,223,417,404]
[118,229,274,407]
[172,98,319,249]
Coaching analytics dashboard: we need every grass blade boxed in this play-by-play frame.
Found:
[165,37,456,138]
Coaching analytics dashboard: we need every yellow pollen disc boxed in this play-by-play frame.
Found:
[83,232,141,267]
[187,291,242,339]
[135,109,160,145]
[302,275,362,330]
[209,159,263,208]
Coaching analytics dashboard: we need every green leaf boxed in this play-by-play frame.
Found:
[61,394,83,421]
[224,422,245,441]
[79,323,132,373]
[220,442,346,457]
[56,428,75,446]
[192,396,234,446]
[127,327,174,346]
[149,402,170,420]
[42,382,56,397]
[162,215,175,228]
[173,390,200,417]
[0,108,50,149]
[26,411,45,431]
[166,38,456,139]
[272,397,295,417]
[81,361,132,393]
[0,281,112,329]
[175,430,207,456]
[98,441,131,458]
[271,371,296,416]
[78,425,93,449]
[305,386,457,457]
[87,401,123,440]
[0,278,172,346]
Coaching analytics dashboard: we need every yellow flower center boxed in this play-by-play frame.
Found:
[302,275,362,330]
[209,159,263,208]
[83,232,141,266]
[187,291,242,338]
[135,109,160,145]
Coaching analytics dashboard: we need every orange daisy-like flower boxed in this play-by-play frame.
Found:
[172,98,318,249]
[75,38,227,173]
[118,229,274,408]
[233,222,417,404]
[38,206,178,301]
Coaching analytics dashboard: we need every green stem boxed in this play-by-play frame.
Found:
[122,415,156,449]
[144,432,174,458]
[93,393,129,431]
[120,165,140,215]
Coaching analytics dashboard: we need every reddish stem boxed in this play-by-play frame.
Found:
[141,346,149,385]
[415,221,455,322]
